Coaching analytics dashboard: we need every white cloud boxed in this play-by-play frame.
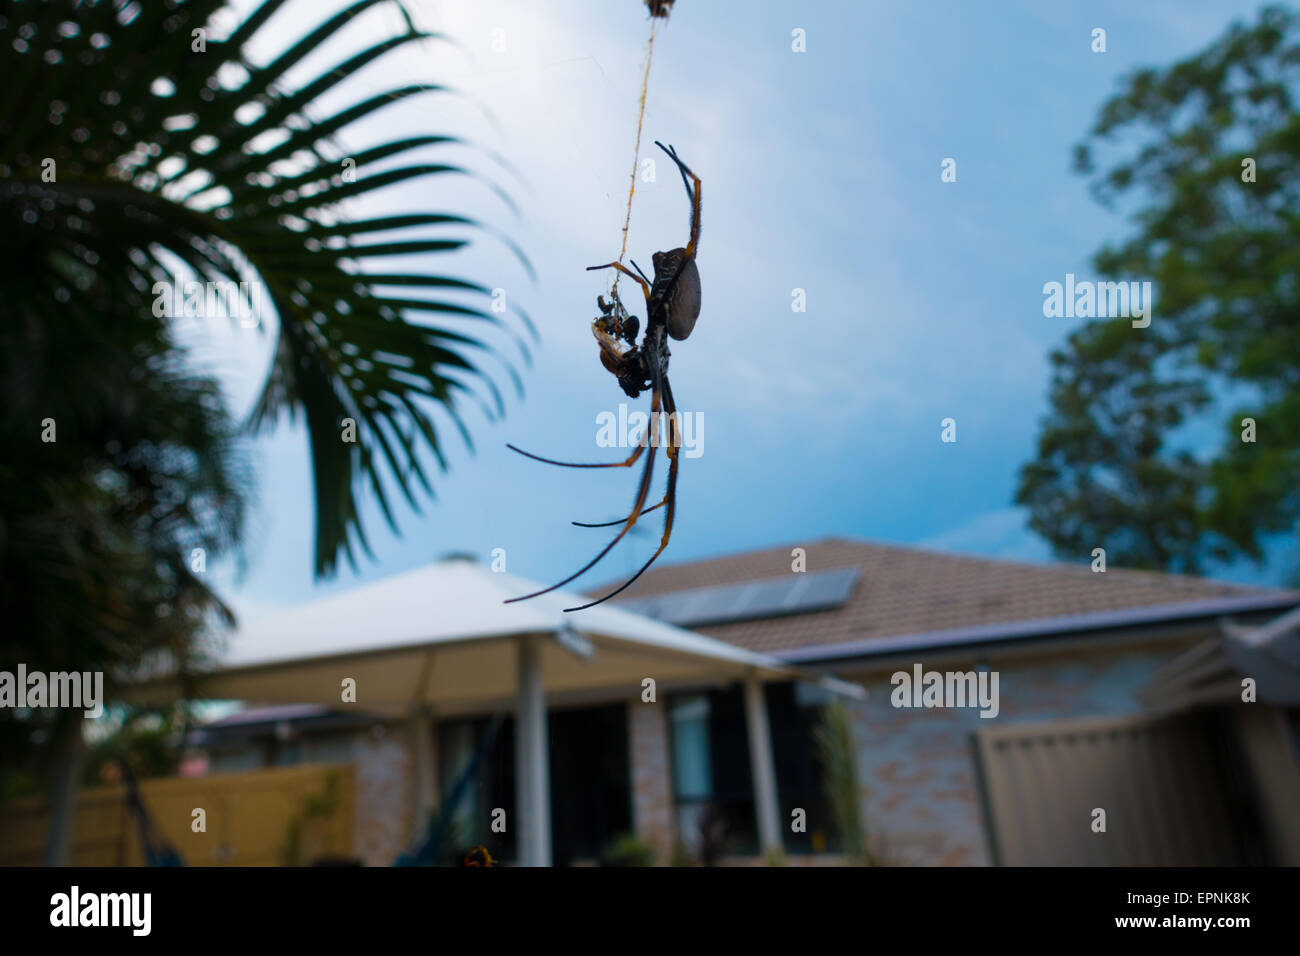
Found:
[921,508,1053,564]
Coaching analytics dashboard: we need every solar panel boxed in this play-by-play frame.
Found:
[800,566,861,606]
[616,566,860,628]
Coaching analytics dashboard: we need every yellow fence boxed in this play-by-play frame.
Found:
[0,763,355,866]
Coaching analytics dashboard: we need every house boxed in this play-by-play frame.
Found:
[181,538,1300,865]
[608,537,1300,865]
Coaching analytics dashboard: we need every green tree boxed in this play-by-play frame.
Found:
[1,0,531,578]
[0,0,528,861]
[1018,5,1300,574]
[0,319,248,858]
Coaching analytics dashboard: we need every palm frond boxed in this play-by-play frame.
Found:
[0,0,533,576]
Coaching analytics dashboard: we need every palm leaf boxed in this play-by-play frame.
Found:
[0,0,533,576]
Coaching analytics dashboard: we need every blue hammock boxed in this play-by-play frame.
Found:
[395,715,504,866]
[118,757,185,867]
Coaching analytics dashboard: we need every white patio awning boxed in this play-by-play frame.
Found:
[125,557,866,866]
[130,558,801,712]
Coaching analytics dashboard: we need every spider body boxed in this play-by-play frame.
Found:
[650,248,701,341]
[506,141,701,612]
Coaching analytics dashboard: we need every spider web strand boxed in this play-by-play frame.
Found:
[611,16,658,299]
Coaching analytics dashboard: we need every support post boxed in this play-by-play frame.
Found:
[515,634,552,866]
[743,674,782,856]
[409,707,436,839]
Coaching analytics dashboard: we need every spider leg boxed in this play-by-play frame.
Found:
[504,378,663,604]
[570,400,675,523]
[507,368,657,467]
[630,259,652,285]
[506,438,648,470]
[572,499,666,528]
[586,261,652,302]
[564,376,681,611]
[655,142,694,202]
[654,141,702,258]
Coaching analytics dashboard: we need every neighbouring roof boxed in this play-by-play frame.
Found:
[189,704,382,747]
[1143,603,1300,710]
[594,537,1300,660]
[203,704,333,727]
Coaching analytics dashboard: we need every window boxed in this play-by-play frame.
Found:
[767,682,840,854]
[437,704,631,865]
[547,703,631,865]
[667,682,840,858]
[667,687,759,856]
[668,694,712,849]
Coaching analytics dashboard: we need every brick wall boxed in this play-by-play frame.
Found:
[845,644,1188,866]
[351,722,412,866]
[628,699,676,863]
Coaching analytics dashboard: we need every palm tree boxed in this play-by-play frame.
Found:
[1,0,531,577]
[0,0,530,862]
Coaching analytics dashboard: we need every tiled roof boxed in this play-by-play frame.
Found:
[593,537,1296,657]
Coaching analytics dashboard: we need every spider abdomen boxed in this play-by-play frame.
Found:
[663,254,701,341]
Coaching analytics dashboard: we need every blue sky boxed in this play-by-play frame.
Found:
[189,0,1294,619]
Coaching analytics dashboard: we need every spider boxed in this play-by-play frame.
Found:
[506,141,701,612]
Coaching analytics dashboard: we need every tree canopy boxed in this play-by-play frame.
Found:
[1018,5,1300,575]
